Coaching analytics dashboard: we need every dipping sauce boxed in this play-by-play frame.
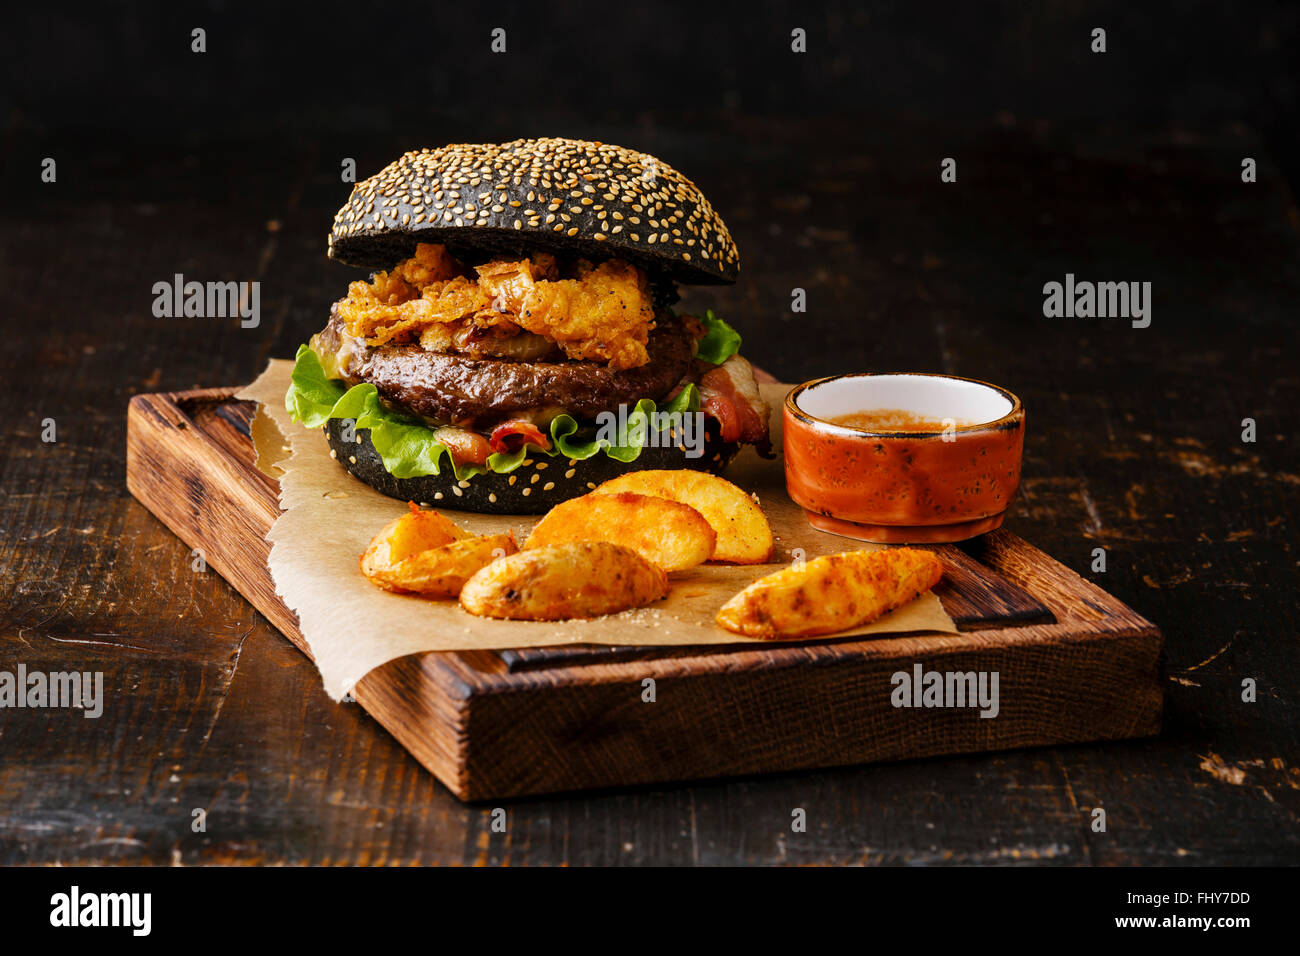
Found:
[784,373,1026,543]
[825,408,973,432]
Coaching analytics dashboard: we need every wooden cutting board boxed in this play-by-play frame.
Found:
[126,387,1164,801]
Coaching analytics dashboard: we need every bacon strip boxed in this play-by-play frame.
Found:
[698,355,772,454]
[489,421,552,455]
[433,426,492,467]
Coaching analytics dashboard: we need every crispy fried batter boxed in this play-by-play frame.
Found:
[391,241,462,286]
[477,257,655,369]
[334,243,657,369]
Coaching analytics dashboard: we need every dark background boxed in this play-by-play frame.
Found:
[5,2,1299,383]
[7,2,1300,140]
[0,2,1297,865]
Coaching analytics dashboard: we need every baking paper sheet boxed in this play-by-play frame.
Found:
[238,361,957,699]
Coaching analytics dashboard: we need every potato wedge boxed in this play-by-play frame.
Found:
[523,491,715,573]
[716,547,943,639]
[360,503,500,596]
[460,542,668,621]
[364,533,518,597]
[593,469,773,564]
[360,502,471,582]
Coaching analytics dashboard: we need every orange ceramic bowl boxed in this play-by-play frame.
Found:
[783,373,1025,543]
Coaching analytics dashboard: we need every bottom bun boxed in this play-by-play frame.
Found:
[324,418,741,514]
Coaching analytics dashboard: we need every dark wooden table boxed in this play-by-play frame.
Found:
[2,113,1296,865]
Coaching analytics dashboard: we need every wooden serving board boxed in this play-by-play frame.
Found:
[126,387,1164,801]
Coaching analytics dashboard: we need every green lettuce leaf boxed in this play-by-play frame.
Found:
[695,310,742,365]
[285,344,704,481]
[287,346,349,427]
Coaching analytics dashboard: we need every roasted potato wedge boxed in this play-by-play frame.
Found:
[523,491,715,572]
[360,502,471,581]
[460,542,668,620]
[593,469,773,563]
[360,503,505,596]
[363,532,518,597]
[716,547,943,639]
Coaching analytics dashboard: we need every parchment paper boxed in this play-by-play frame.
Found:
[238,361,957,699]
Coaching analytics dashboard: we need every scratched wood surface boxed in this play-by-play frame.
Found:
[3,98,1299,859]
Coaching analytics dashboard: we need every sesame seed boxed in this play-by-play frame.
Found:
[434,492,444,499]
[452,485,463,496]
[543,482,555,491]
[522,487,531,496]
[565,469,576,478]
[329,137,738,281]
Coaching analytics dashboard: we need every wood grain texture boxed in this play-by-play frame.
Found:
[127,389,1161,800]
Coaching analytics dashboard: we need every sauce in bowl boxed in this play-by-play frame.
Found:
[783,373,1025,543]
[825,408,973,432]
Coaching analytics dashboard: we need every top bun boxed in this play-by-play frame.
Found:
[328,138,739,284]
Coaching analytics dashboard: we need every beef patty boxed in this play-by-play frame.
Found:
[315,310,697,427]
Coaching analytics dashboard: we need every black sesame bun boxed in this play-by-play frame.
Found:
[326,418,741,515]
[328,138,739,285]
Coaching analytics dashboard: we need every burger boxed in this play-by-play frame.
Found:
[287,138,771,513]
